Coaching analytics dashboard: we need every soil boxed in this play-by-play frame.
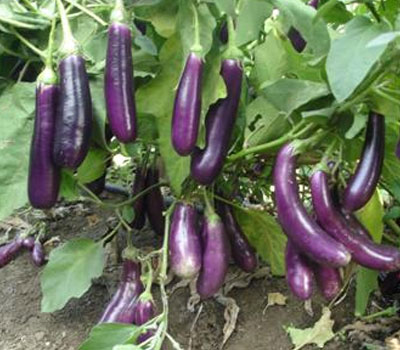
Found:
[0,202,399,350]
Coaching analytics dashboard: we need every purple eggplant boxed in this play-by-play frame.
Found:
[191,59,242,184]
[28,82,60,209]
[132,295,156,344]
[285,240,313,300]
[196,211,230,299]
[217,202,257,273]
[86,173,106,196]
[0,239,23,268]
[312,264,341,301]
[169,203,202,279]
[131,166,147,230]
[273,143,351,267]
[99,259,144,323]
[172,53,203,156]
[31,241,46,267]
[144,167,165,236]
[53,55,92,169]
[105,2,137,143]
[22,237,35,251]
[311,170,400,271]
[342,112,384,212]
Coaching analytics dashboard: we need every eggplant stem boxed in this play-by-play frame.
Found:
[65,0,107,26]
[10,27,46,59]
[56,0,78,55]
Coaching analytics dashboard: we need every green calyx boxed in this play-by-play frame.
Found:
[37,66,58,85]
[122,246,138,261]
[110,0,129,25]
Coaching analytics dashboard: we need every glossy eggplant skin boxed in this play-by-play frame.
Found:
[169,203,202,279]
[22,237,35,251]
[144,168,165,236]
[172,53,203,156]
[312,264,341,301]
[99,260,144,323]
[28,84,60,209]
[53,55,92,169]
[0,239,23,268]
[311,170,400,271]
[133,298,155,343]
[105,23,136,143]
[31,241,46,267]
[196,212,230,299]
[191,59,242,185]
[273,144,351,267]
[342,112,384,212]
[131,167,147,230]
[217,202,257,273]
[285,240,313,300]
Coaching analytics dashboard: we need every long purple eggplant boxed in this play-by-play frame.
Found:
[288,0,319,53]
[144,167,165,236]
[53,55,92,168]
[105,0,137,143]
[312,264,341,301]
[131,166,147,230]
[28,80,60,209]
[196,211,230,299]
[172,53,203,156]
[0,239,23,268]
[99,259,144,323]
[273,143,351,267]
[217,202,257,273]
[342,112,384,212]
[169,202,202,279]
[311,170,400,271]
[285,240,313,300]
[191,59,242,185]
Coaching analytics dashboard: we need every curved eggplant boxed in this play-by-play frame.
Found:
[285,240,313,300]
[53,55,92,168]
[169,202,202,279]
[28,83,60,209]
[105,21,136,143]
[0,239,23,268]
[99,259,144,323]
[190,59,242,184]
[144,167,165,236]
[312,264,341,301]
[311,170,400,271]
[31,241,46,267]
[342,112,384,212]
[196,211,230,299]
[172,53,203,156]
[217,202,257,273]
[22,237,35,251]
[273,143,351,267]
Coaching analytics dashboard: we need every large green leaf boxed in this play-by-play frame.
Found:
[354,190,384,316]
[77,147,108,184]
[235,0,273,46]
[234,208,287,276]
[80,323,139,350]
[41,238,105,312]
[0,82,35,220]
[261,78,330,114]
[326,16,390,102]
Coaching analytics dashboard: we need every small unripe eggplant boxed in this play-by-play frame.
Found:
[169,203,202,279]
[28,82,60,209]
[31,241,46,267]
[285,240,313,300]
[0,239,23,268]
[196,211,230,299]
[53,55,92,168]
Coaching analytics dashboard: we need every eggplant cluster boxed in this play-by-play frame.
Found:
[275,113,400,301]
[169,200,257,299]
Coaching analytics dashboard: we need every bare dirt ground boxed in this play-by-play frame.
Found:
[0,202,399,350]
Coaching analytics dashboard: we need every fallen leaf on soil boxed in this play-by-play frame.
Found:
[87,214,100,226]
[266,292,287,309]
[216,295,240,348]
[286,307,335,350]
[304,299,314,317]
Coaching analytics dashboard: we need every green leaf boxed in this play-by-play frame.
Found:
[136,36,190,195]
[0,82,35,220]
[326,16,390,102]
[354,190,384,316]
[344,112,367,139]
[367,31,400,48]
[0,3,50,30]
[122,205,135,224]
[113,346,141,350]
[235,0,273,46]
[77,148,108,184]
[261,78,330,114]
[233,208,286,276]
[90,78,108,150]
[314,0,353,25]
[215,0,236,16]
[382,123,400,192]
[59,170,79,201]
[286,307,335,350]
[177,1,216,58]
[80,323,139,350]
[272,0,330,56]
[41,238,105,312]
